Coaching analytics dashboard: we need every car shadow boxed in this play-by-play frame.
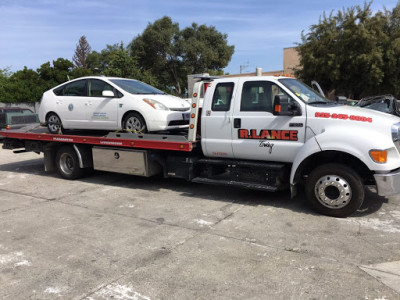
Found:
[0,156,387,218]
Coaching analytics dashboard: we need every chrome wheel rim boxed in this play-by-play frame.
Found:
[125,117,142,131]
[48,115,61,132]
[314,175,352,209]
[59,153,74,175]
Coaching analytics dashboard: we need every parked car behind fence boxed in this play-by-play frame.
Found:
[0,108,39,130]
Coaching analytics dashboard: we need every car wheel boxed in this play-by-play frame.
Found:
[123,112,147,133]
[55,146,84,180]
[46,113,63,134]
[305,163,364,218]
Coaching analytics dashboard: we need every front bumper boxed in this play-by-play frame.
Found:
[146,111,190,131]
[374,169,400,196]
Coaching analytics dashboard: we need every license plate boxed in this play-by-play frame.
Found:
[183,113,190,120]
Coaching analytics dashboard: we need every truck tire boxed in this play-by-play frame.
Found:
[56,146,84,180]
[123,112,147,133]
[46,112,63,134]
[305,163,364,217]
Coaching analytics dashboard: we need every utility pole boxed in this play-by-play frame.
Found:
[240,61,249,74]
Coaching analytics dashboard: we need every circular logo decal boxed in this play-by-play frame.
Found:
[68,104,74,111]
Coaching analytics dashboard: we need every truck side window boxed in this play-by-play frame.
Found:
[241,81,292,112]
[212,82,234,111]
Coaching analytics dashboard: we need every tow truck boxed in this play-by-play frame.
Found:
[2,75,400,218]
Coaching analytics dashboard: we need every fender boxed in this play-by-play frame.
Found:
[73,144,93,168]
[290,124,400,185]
[290,135,321,184]
[315,125,399,171]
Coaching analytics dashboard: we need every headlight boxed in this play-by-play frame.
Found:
[392,122,400,142]
[143,98,168,110]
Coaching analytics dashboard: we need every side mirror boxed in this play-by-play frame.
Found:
[102,90,115,97]
[273,94,301,116]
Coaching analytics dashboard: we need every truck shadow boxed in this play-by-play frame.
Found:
[0,158,387,218]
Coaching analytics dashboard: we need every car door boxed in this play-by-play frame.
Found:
[85,79,119,129]
[57,79,88,128]
[231,78,306,163]
[201,79,238,158]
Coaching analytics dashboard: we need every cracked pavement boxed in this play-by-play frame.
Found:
[0,149,399,299]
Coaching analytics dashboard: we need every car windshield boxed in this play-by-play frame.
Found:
[279,78,330,104]
[110,79,165,95]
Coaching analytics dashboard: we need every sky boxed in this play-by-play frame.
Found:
[0,0,399,75]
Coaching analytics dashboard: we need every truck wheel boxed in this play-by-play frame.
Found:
[56,146,84,180]
[47,113,63,134]
[305,164,364,217]
[123,112,147,133]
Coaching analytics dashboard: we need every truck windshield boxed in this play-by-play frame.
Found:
[110,79,165,95]
[279,78,330,104]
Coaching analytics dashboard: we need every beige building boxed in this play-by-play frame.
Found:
[283,47,300,75]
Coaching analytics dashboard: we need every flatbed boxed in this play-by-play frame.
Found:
[0,125,196,152]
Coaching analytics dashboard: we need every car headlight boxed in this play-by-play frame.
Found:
[392,122,400,142]
[143,98,168,110]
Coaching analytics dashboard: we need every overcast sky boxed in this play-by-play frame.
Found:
[0,0,398,75]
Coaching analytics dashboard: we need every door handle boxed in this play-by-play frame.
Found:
[234,118,241,128]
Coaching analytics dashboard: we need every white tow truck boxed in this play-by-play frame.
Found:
[2,75,400,217]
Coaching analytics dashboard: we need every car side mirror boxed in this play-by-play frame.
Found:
[102,90,115,97]
[273,94,301,116]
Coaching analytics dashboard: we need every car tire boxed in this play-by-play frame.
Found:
[55,146,85,180]
[46,113,63,134]
[123,112,147,133]
[305,163,364,218]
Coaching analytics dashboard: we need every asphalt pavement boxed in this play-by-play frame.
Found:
[0,148,399,299]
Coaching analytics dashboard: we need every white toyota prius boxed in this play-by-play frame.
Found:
[38,76,191,134]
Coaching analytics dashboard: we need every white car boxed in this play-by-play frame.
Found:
[38,76,191,134]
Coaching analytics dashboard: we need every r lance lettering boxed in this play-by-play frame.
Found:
[238,129,298,141]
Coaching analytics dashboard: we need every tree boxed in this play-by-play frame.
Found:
[73,35,92,68]
[296,2,400,99]
[0,67,45,103]
[129,16,234,96]
[180,23,234,74]
[37,58,74,91]
[381,3,400,97]
[86,43,157,84]
[129,17,182,94]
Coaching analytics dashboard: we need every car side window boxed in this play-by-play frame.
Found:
[88,79,115,97]
[62,80,87,96]
[240,81,292,112]
[211,82,234,112]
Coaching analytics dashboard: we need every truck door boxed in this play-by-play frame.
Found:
[231,79,306,163]
[201,79,238,158]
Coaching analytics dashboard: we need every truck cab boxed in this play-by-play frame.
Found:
[199,75,400,217]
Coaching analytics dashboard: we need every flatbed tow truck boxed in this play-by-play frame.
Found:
[2,76,400,218]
